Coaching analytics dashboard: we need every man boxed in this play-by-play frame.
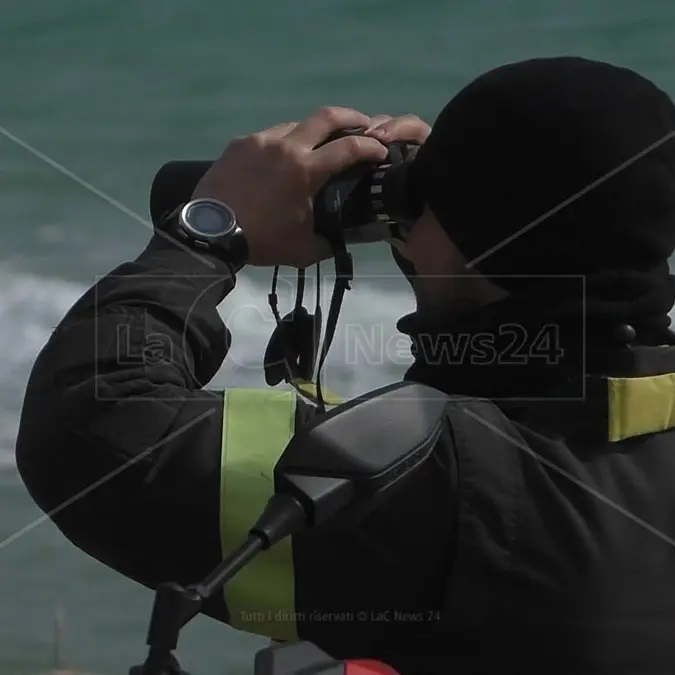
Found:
[15,56,675,674]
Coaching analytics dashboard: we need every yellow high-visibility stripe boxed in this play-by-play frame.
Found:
[608,373,675,442]
[220,389,298,641]
[292,378,344,407]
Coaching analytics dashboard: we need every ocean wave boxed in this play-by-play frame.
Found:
[0,267,414,470]
[0,266,84,470]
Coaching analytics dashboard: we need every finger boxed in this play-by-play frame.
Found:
[365,114,394,131]
[365,114,431,144]
[308,135,388,190]
[285,106,373,148]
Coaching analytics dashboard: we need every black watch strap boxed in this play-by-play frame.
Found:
[222,228,249,273]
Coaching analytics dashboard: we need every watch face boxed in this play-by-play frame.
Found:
[181,199,236,239]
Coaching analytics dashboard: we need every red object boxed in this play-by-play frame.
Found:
[345,659,400,674]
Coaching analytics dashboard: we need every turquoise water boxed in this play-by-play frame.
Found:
[2,0,675,672]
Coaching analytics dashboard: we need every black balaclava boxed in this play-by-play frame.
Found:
[399,57,675,399]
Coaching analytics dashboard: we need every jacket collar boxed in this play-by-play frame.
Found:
[399,295,675,443]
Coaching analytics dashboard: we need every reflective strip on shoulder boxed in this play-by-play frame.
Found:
[607,373,675,442]
[219,388,298,641]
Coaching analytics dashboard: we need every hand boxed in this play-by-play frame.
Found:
[364,114,431,261]
[191,106,389,268]
[364,113,431,145]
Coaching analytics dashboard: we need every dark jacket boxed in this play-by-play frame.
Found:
[15,236,675,675]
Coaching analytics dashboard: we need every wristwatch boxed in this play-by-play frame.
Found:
[158,198,249,272]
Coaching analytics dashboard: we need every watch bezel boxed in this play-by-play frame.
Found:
[179,198,237,240]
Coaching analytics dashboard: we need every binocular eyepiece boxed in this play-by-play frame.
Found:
[149,128,423,246]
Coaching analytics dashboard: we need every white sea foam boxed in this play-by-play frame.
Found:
[0,267,415,469]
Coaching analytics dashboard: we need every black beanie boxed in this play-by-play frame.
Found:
[410,57,675,333]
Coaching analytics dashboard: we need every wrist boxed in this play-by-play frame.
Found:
[139,235,238,299]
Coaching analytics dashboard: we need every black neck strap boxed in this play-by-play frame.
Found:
[315,248,353,412]
[266,237,353,414]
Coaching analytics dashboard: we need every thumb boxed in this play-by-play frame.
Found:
[309,135,388,190]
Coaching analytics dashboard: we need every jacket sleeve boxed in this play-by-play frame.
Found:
[14,235,280,617]
[15,235,456,654]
